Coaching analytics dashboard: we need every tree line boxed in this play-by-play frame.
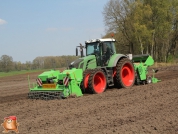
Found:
[1,0,178,72]
[0,55,79,72]
[103,0,178,62]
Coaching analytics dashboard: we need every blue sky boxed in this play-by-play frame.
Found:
[0,0,109,63]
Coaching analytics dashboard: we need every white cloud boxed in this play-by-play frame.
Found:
[46,28,58,32]
[0,19,7,25]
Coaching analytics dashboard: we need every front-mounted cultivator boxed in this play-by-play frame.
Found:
[28,38,161,100]
[28,68,83,100]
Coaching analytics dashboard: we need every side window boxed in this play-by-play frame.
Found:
[108,42,112,49]
[111,42,116,53]
[105,42,113,54]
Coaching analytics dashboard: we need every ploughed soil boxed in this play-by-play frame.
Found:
[0,66,178,134]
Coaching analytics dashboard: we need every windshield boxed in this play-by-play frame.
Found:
[86,42,100,56]
[86,41,116,56]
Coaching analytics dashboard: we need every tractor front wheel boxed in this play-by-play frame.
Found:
[115,58,135,88]
[81,69,91,93]
[88,69,107,94]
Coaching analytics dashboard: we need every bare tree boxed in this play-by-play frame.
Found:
[103,0,137,54]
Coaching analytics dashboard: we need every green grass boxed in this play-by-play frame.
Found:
[0,69,46,78]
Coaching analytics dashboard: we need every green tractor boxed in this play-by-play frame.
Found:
[71,38,135,93]
[28,38,159,100]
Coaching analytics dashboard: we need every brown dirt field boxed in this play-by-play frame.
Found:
[0,66,178,134]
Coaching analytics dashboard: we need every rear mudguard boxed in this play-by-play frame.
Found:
[107,54,127,67]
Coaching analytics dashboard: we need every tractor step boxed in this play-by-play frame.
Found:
[107,69,114,86]
[28,91,62,100]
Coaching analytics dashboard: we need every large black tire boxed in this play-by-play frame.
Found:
[135,69,141,85]
[88,68,107,94]
[80,69,92,93]
[115,58,135,88]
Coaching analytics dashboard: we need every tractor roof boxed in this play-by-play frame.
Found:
[85,38,116,43]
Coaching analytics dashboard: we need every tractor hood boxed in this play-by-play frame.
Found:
[69,58,83,69]
[69,55,96,70]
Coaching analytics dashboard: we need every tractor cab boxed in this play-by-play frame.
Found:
[85,38,116,66]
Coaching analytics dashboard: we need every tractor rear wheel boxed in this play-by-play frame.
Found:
[88,69,107,94]
[115,58,135,88]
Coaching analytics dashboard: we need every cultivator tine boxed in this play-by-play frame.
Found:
[35,92,40,99]
[33,93,36,99]
[48,92,54,100]
[41,92,45,100]
[55,92,61,99]
[43,92,49,100]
